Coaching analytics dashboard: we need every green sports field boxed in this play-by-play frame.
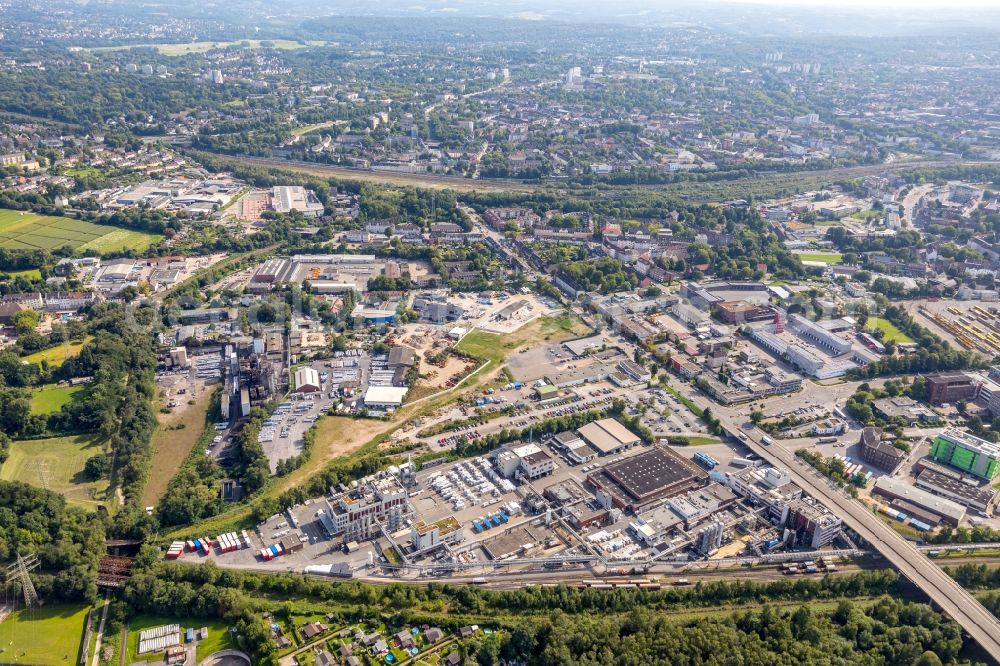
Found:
[0,209,160,253]
[0,435,108,509]
[0,603,89,665]
[794,251,844,265]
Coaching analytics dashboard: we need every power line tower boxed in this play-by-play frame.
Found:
[5,553,40,609]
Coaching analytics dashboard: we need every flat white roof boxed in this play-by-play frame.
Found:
[364,386,408,406]
[511,443,542,458]
[273,185,322,213]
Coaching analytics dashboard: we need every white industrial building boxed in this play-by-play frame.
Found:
[317,475,412,540]
[495,443,554,480]
[411,517,464,550]
[788,314,853,354]
[363,386,408,411]
[294,367,321,393]
[271,185,324,217]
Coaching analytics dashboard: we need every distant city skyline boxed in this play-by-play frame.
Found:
[709,0,998,7]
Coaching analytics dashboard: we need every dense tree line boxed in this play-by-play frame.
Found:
[944,563,1000,590]
[843,379,938,433]
[559,256,638,294]
[0,481,105,603]
[848,305,985,379]
[0,310,160,451]
[930,524,1000,545]
[490,599,967,666]
[157,400,272,528]
[4,304,164,538]
[155,451,226,528]
[135,559,902,617]
[0,66,256,128]
[118,561,958,666]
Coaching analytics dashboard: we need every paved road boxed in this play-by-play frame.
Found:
[725,421,1000,661]
[651,373,1000,660]
[901,183,934,228]
[90,596,110,666]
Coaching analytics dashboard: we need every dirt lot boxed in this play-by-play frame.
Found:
[419,355,477,389]
[393,325,477,392]
[155,360,218,417]
[142,388,213,507]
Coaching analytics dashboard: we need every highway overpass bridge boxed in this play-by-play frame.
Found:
[727,425,1000,663]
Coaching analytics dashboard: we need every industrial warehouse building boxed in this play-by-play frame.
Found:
[294,367,321,393]
[577,418,641,456]
[872,476,966,526]
[712,300,776,324]
[915,469,999,515]
[495,443,555,480]
[363,386,408,411]
[271,185,324,217]
[587,446,708,512]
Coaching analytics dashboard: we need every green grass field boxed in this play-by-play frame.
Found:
[29,384,87,414]
[124,615,234,664]
[291,121,337,136]
[794,251,844,265]
[0,209,160,253]
[21,336,91,368]
[63,165,108,179]
[0,435,108,509]
[458,315,591,366]
[4,267,41,279]
[456,330,506,366]
[866,318,914,344]
[0,603,89,665]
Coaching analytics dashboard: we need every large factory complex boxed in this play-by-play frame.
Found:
[169,408,852,577]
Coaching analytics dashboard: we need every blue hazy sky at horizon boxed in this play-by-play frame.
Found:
[704,0,998,7]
